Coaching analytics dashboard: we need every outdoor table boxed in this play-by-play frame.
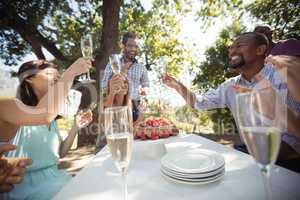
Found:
[54,134,300,200]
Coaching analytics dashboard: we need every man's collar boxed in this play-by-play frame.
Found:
[238,63,272,85]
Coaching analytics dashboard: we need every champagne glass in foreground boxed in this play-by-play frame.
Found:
[109,54,122,74]
[104,106,134,200]
[80,34,95,83]
[236,88,287,200]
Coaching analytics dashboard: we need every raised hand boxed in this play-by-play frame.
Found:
[266,55,300,102]
[67,57,92,77]
[162,74,180,89]
[109,74,127,95]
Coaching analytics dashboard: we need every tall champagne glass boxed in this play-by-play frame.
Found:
[159,56,168,81]
[104,106,134,200]
[80,34,95,83]
[236,87,287,200]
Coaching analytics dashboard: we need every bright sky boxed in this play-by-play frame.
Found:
[0,0,255,106]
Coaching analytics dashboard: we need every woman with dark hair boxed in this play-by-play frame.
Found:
[0,58,92,200]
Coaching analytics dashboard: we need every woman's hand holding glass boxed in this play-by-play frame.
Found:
[109,74,128,95]
[75,109,93,129]
[66,58,92,78]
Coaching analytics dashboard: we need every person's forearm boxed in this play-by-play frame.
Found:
[59,125,78,158]
[36,69,75,122]
[174,81,196,108]
[0,70,75,127]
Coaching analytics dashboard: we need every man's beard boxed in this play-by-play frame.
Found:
[125,52,136,61]
[229,55,246,69]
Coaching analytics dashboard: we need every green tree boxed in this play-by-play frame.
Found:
[196,0,299,39]
[196,0,244,28]
[0,0,68,65]
[247,0,300,39]
[120,0,194,77]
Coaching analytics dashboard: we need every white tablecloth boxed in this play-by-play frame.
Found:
[54,134,300,200]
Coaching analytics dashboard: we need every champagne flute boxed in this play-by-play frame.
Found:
[109,54,122,74]
[236,87,287,200]
[104,106,134,200]
[159,56,168,81]
[80,34,95,83]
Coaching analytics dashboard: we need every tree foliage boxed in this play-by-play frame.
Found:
[120,0,194,77]
[197,0,299,39]
[0,0,69,65]
[247,0,300,39]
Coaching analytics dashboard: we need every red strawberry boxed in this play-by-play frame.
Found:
[152,121,159,127]
[140,131,147,140]
[151,134,159,140]
[160,130,170,138]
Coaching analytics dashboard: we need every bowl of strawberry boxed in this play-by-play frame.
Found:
[134,118,179,140]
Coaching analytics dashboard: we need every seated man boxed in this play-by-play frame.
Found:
[0,144,32,193]
[163,32,300,171]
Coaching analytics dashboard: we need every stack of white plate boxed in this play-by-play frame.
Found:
[160,149,225,185]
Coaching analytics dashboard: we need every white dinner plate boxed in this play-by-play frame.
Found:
[161,168,225,185]
[161,149,225,174]
[161,167,225,182]
[161,164,225,179]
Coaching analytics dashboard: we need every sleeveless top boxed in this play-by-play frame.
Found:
[0,121,71,200]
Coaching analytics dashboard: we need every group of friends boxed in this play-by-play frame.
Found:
[0,26,299,199]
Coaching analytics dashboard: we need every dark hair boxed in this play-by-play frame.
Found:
[122,32,137,45]
[254,25,272,33]
[17,60,58,106]
[254,25,273,43]
[238,32,269,47]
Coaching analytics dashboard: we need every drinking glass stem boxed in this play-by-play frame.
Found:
[261,166,272,200]
[122,171,128,200]
[87,71,91,80]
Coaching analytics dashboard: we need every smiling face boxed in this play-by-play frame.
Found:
[123,38,139,61]
[229,33,267,69]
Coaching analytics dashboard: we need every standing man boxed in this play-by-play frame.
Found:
[163,32,300,170]
[101,32,150,121]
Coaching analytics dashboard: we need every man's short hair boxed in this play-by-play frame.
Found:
[238,32,269,47]
[122,32,137,45]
